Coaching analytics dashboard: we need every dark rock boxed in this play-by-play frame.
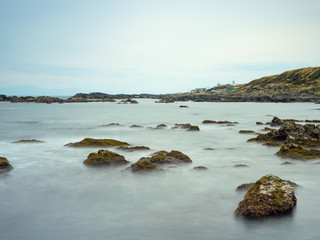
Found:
[202,120,239,124]
[130,125,143,128]
[193,166,208,170]
[204,147,215,150]
[281,161,293,165]
[155,124,167,129]
[172,123,192,129]
[187,125,200,131]
[102,123,122,127]
[256,122,264,125]
[233,164,249,167]
[236,183,254,191]
[179,105,188,108]
[130,159,157,172]
[270,116,284,126]
[235,175,297,218]
[149,150,192,164]
[65,138,129,147]
[83,150,129,166]
[0,157,13,173]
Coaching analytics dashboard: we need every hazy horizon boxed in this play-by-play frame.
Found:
[1,0,320,95]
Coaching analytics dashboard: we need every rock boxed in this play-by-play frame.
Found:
[193,166,208,170]
[262,142,281,147]
[130,100,139,104]
[248,121,320,147]
[239,130,256,134]
[263,127,275,131]
[305,120,320,123]
[155,124,167,129]
[236,183,254,191]
[102,123,122,127]
[83,150,129,166]
[65,138,129,147]
[0,157,13,173]
[172,123,192,129]
[13,139,45,143]
[187,125,200,131]
[276,143,320,160]
[117,146,150,152]
[233,164,249,167]
[179,105,188,108]
[202,120,239,124]
[270,116,284,126]
[256,122,264,125]
[130,159,157,172]
[130,125,143,128]
[149,150,192,164]
[204,147,215,150]
[235,174,297,218]
[281,161,293,165]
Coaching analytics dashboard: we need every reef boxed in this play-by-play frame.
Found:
[235,174,297,218]
[83,150,129,166]
[65,138,129,147]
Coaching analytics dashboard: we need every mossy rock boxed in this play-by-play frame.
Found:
[276,144,320,160]
[66,138,129,147]
[13,139,44,143]
[150,152,169,164]
[167,150,192,163]
[130,159,157,172]
[235,174,297,218]
[117,146,150,152]
[263,141,281,147]
[239,130,255,134]
[0,157,13,173]
[83,150,129,166]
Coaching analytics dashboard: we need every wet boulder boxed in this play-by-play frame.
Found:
[187,125,200,131]
[130,159,157,172]
[83,150,129,166]
[235,174,297,218]
[270,116,283,126]
[65,138,129,147]
[0,157,13,173]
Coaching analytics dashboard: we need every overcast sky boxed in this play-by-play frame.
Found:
[1,0,320,94]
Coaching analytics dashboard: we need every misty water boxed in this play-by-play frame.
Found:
[0,99,320,240]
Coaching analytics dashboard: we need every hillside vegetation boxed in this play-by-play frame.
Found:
[232,67,320,97]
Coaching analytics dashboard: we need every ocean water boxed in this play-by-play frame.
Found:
[0,99,319,240]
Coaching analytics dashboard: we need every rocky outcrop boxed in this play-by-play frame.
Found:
[65,138,129,147]
[276,143,320,160]
[130,159,157,172]
[248,121,320,147]
[83,150,129,166]
[235,175,297,218]
[187,126,200,131]
[239,130,256,134]
[172,123,199,131]
[13,139,44,143]
[0,157,13,173]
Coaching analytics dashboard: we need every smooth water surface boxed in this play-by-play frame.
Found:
[0,100,319,240]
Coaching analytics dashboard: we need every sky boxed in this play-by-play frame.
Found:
[0,0,320,95]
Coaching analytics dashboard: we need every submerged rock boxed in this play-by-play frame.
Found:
[202,120,239,124]
[117,146,150,152]
[256,122,264,125]
[236,183,255,191]
[13,139,45,143]
[130,124,143,128]
[83,150,129,166]
[233,164,249,168]
[65,138,129,147]
[0,157,13,173]
[102,123,122,127]
[193,166,208,170]
[187,125,200,131]
[235,174,297,218]
[179,105,189,108]
[172,123,192,129]
[276,143,320,160]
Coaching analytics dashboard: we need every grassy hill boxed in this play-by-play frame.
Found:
[232,67,320,97]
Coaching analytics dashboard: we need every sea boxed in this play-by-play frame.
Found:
[0,99,319,240]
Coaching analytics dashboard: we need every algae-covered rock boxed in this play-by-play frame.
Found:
[235,174,297,218]
[13,139,44,143]
[83,150,129,166]
[276,143,320,160]
[239,130,255,134]
[0,157,13,173]
[130,159,157,172]
[65,138,129,147]
[202,120,239,124]
[130,125,143,128]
